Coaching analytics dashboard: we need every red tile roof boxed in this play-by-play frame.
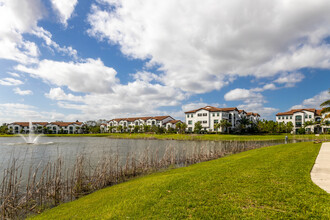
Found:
[276,108,319,116]
[51,122,82,126]
[110,116,171,122]
[166,120,182,124]
[238,110,246,114]
[151,116,171,120]
[11,122,49,127]
[185,106,238,113]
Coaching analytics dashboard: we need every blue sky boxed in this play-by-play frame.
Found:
[0,0,330,123]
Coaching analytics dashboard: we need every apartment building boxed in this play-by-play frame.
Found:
[184,106,260,132]
[276,108,329,134]
[107,116,175,132]
[7,121,83,134]
[165,120,183,130]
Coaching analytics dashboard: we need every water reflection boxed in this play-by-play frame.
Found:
[0,136,308,180]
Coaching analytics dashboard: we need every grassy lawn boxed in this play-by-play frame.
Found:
[31,142,330,219]
[43,133,330,141]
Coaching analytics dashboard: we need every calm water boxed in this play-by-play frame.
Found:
[0,136,308,180]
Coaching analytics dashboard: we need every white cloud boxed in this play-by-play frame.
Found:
[31,27,78,58]
[13,88,33,96]
[16,58,118,93]
[0,103,65,124]
[87,0,330,93]
[42,78,186,120]
[238,103,279,119]
[0,78,23,86]
[0,0,78,65]
[45,87,84,102]
[50,0,78,27]
[8,72,20,78]
[274,72,305,87]
[224,88,279,118]
[181,102,208,113]
[224,88,263,102]
[131,71,161,83]
[291,90,330,109]
[0,0,42,64]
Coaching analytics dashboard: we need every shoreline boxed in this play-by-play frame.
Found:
[1,133,329,142]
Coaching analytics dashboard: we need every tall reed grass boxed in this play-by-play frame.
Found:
[0,141,272,218]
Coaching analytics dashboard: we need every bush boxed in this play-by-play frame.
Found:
[297,127,305,134]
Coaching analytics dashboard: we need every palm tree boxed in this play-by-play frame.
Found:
[303,120,315,134]
[237,116,251,133]
[213,123,221,134]
[320,89,330,120]
[117,125,123,133]
[219,119,232,134]
[194,121,203,134]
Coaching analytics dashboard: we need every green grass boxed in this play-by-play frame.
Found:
[31,142,330,219]
[46,133,330,141]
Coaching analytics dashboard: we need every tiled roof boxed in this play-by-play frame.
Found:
[110,116,170,122]
[152,116,171,120]
[185,106,238,113]
[276,108,319,116]
[166,120,182,124]
[51,122,82,126]
[10,122,82,127]
[316,109,322,116]
[238,110,246,114]
[11,122,49,127]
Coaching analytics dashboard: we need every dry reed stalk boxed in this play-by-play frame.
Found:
[0,140,269,219]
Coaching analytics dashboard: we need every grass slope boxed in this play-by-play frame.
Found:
[43,133,330,141]
[32,142,330,219]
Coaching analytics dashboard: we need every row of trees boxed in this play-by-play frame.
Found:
[106,123,188,134]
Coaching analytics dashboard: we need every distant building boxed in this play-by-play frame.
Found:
[7,121,83,134]
[276,108,329,134]
[165,120,183,130]
[106,116,176,132]
[184,106,260,132]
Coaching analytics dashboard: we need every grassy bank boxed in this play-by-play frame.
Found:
[32,142,330,219]
[42,133,330,141]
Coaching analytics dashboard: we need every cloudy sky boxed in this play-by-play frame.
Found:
[0,0,330,123]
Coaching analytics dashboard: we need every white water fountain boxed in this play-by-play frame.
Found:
[19,121,42,144]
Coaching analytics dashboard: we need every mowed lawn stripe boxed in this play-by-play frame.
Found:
[31,142,330,219]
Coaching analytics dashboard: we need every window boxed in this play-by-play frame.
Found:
[290,116,292,119]
[152,121,155,125]
[309,115,311,118]
[214,120,218,124]
[203,121,207,124]
[217,113,219,116]
[197,113,202,117]
[135,122,138,125]
[212,113,215,117]
[295,115,302,121]
[203,113,207,116]
[188,120,192,125]
[305,115,308,118]
[187,114,189,118]
[286,116,288,119]
[191,114,194,118]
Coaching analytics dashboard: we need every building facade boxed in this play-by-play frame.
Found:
[106,116,176,132]
[184,106,260,132]
[276,108,329,134]
[7,121,83,134]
